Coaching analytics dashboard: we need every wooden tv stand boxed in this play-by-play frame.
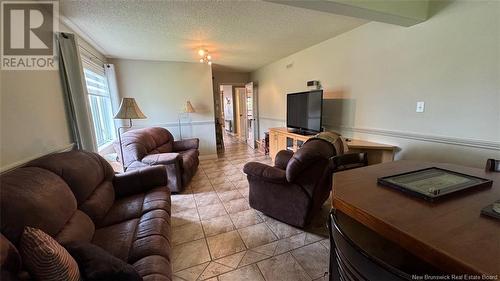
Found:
[268,127,396,165]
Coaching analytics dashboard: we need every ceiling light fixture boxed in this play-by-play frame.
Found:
[198,49,212,65]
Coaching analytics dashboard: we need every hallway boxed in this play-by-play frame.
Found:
[171,133,330,281]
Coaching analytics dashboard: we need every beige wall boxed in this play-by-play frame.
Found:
[110,59,217,155]
[0,23,105,172]
[251,0,500,168]
[212,71,250,119]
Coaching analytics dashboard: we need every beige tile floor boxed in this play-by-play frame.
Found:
[172,134,331,281]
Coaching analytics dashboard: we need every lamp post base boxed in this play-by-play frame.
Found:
[117,118,133,168]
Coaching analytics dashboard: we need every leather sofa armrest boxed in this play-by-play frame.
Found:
[142,153,181,165]
[243,162,287,184]
[173,138,199,152]
[113,166,168,198]
[274,150,294,170]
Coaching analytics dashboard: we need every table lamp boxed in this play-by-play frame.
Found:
[114,97,147,166]
[179,101,196,139]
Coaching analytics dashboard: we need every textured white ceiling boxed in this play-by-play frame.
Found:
[60,1,367,72]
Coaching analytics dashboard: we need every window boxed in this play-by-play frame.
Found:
[82,66,116,148]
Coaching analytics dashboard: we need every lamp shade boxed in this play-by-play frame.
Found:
[185,101,196,113]
[114,98,147,119]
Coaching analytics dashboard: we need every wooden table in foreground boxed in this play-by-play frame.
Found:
[332,160,500,275]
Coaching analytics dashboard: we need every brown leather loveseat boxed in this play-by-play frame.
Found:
[116,127,199,193]
[0,150,172,280]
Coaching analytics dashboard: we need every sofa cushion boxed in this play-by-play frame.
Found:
[79,181,115,222]
[19,227,81,281]
[27,151,115,222]
[92,219,139,262]
[0,167,77,244]
[128,215,171,263]
[55,210,95,245]
[98,187,171,227]
[65,241,142,281]
[127,160,149,170]
[93,213,171,265]
[93,188,171,265]
[0,234,21,273]
[133,255,172,281]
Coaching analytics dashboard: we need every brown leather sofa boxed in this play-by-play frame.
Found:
[116,127,199,193]
[243,139,336,228]
[0,150,172,281]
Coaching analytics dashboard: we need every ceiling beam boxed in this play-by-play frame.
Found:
[266,0,429,27]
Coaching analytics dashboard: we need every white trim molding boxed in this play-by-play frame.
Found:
[324,124,500,151]
[0,143,75,174]
[260,116,285,122]
[130,120,215,129]
[258,117,499,150]
[160,120,216,127]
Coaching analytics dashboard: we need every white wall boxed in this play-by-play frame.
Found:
[0,23,105,172]
[110,59,217,156]
[251,0,500,168]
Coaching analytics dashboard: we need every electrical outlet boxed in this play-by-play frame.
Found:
[416,101,425,113]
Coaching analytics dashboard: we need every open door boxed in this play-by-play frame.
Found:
[245,82,258,149]
[236,87,247,141]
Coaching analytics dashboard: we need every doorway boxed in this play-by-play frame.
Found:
[215,83,258,153]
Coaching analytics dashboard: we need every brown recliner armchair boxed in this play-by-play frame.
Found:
[116,127,200,193]
[244,138,367,228]
[0,150,172,280]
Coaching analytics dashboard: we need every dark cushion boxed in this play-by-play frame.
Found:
[19,227,81,281]
[0,234,21,273]
[274,150,294,170]
[27,151,116,222]
[142,153,180,165]
[286,139,334,182]
[173,138,199,152]
[64,241,142,281]
[0,167,77,244]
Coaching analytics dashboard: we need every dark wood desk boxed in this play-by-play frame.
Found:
[332,160,500,275]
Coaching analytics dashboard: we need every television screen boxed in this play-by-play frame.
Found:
[286,90,323,132]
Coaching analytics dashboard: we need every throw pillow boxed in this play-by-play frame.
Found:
[18,227,81,281]
[64,241,142,281]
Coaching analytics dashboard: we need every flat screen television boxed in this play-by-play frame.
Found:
[286,90,323,133]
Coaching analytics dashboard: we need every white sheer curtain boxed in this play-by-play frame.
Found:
[56,32,97,152]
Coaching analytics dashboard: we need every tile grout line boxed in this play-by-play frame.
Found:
[289,251,315,281]
[174,135,310,280]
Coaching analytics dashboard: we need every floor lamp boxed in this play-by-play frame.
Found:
[114,97,147,167]
[178,100,196,140]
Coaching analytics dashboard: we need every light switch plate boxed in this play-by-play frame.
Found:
[416,101,425,113]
